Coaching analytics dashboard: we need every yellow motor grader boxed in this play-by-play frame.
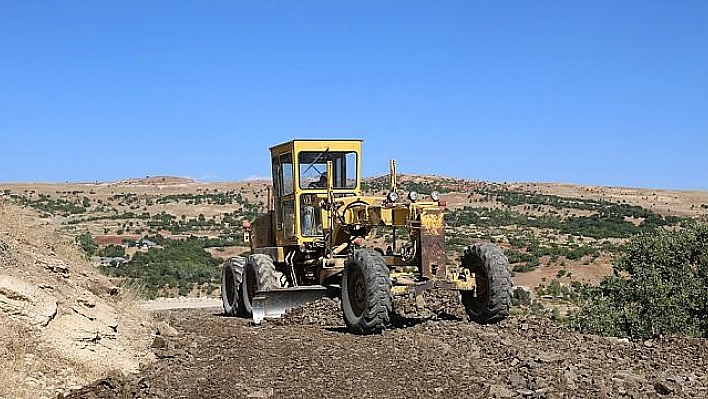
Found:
[221,139,512,334]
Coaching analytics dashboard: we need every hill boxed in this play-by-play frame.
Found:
[1,175,708,396]
[2,175,707,297]
[0,202,155,398]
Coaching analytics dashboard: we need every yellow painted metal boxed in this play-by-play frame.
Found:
[263,139,449,276]
[337,197,423,227]
[326,159,334,198]
[420,208,444,232]
[269,140,364,247]
[447,268,476,291]
[265,139,449,248]
[271,139,363,194]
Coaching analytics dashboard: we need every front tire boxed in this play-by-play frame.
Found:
[241,254,279,317]
[221,256,245,317]
[461,243,512,324]
[341,249,392,334]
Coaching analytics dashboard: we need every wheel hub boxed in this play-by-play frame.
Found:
[348,266,366,317]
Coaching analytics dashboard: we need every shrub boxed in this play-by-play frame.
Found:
[75,232,97,256]
[97,244,125,258]
[511,287,531,306]
[570,224,708,339]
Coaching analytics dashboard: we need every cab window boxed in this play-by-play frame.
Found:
[281,153,294,195]
[299,151,357,189]
[272,153,294,231]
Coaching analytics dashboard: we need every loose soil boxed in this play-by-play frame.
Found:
[63,294,708,399]
[3,178,708,398]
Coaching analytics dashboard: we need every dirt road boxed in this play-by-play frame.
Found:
[62,295,708,399]
[137,297,222,311]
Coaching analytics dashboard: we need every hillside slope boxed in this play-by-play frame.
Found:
[2,177,708,397]
[0,201,155,399]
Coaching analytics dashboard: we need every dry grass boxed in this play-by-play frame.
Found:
[112,278,156,335]
[0,317,41,398]
[0,200,153,397]
[0,315,117,398]
[0,199,87,265]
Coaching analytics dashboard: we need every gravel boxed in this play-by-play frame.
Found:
[61,291,708,399]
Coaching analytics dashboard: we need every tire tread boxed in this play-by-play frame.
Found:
[342,249,392,334]
[461,243,512,324]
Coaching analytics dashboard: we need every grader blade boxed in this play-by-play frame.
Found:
[252,286,328,324]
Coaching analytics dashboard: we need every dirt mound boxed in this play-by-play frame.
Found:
[392,289,468,322]
[0,202,155,399]
[267,297,343,327]
[264,289,467,329]
[62,307,708,399]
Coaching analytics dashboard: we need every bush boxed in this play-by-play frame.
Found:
[511,287,531,306]
[570,224,708,339]
[97,244,125,258]
[75,232,97,256]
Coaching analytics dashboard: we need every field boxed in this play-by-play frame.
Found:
[3,175,707,296]
[1,175,708,397]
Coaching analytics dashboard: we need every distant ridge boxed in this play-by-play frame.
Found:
[115,176,197,186]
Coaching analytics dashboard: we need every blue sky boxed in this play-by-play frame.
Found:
[1,1,706,189]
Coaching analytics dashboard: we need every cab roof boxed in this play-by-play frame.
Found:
[270,139,363,157]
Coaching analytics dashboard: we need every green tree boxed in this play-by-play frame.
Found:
[100,237,222,299]
[76,232,97,256]
[571,224,708,339]
[97,244,126,258]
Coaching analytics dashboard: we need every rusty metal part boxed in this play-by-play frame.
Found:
[382,255,412,267]
[419,208,446,279]
[389,266,476,296]
[389,159,397,193]
[394,276,416,286]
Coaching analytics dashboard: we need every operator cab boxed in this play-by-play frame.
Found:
[269,140,362,245]
[299,150,357,190]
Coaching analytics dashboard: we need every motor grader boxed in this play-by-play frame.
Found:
[221,139,512,334]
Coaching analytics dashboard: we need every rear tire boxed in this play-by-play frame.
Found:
[241,254,279,317]
[341,249,392,334]
[221,256,245,317]
[461,243,512,324]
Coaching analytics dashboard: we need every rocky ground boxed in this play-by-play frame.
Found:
[63,294,708,399]
[0,203,155,399]
[3,185,708,399]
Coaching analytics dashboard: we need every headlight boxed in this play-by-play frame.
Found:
[408,191,418,202]
[430,191,440,202]
[387,191,399,203]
